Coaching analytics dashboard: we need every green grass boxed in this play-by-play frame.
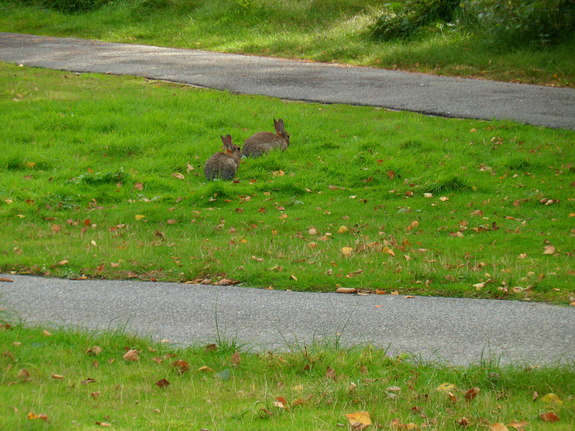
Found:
[0,0,574,87]
[1,323,574,430]
[1,63,574,304]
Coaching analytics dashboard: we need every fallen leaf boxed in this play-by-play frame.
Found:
[135,214,145,221]
[273,396,289,410]
[155,378,170,388]
[341,247,353,257]
[456,417,471,427]
[81,378,96,384]
[123,349,140,362]
[345,411,372,430]
[439,196,449,202]
[0,277,14,282]
[51,374,64,380]
[436,383,456,392]
[406,220,419,232]
[490,424,509,431]
[336,287,357,294]
[18,368,30,379]
[465,387,480,401]
[507,420,529,429]
[338,225,349,234]
[541,393,563,405]
[290,274,298,281]
[391,418,418,430]
[539,412,559,422]
[171,360,190,374]
[231,351,241,366]
[134,182,144,190]
[27,413,48,422]
[198,365,214,372]
[86,346,103,356]
[96,422,112,427]
[171,173,185,180]
[325,367,336,380]
[543,245,557,255]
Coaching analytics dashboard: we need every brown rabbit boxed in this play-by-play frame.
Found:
[242,118,290,158]
[204,135,241,181]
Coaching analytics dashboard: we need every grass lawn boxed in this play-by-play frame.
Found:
[1,324,574,430]
[0,0,573,87]
[1,63,574,304]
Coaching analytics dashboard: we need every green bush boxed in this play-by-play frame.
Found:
[461,0,575,47]
[18,0,111,13]
[371,0,461,40]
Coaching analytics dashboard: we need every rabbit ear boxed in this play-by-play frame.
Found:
[274,118,285,133]
[221,134,233,148]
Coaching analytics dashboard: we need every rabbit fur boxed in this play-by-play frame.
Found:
[242,118,290,158]
[204,134,242,181]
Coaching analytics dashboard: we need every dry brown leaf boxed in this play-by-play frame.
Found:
[86,346,103,356]
[543,245,557,255]
[325,367,336,380]
[539,412,560,422]
[123,349,140,362]
[51,374,64,380]
[18,368,30,379]
[490,424,509,431]
[231,351,241,366]
[155,378,170,388]
[338,225,349,234]
[406,220,419,232]
[171,360,190,374]
[198,365,214,372]
[336,287,357,294]
[507,420,529,429]
[464,387,480,401]
[273,396,289,410]
[0,277,14,282]
[456,417,471,427]
[171,173,185,180]
[96,422,112,427]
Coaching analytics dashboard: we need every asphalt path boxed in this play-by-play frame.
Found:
[1,274,574,366]
[1,32,574,130]
[1,33,574,366]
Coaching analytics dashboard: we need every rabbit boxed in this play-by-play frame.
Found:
[204,134,242,181]
[242,118,290,158]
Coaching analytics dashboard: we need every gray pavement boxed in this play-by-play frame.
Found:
[1,274,574,366]
[1,32,574,130]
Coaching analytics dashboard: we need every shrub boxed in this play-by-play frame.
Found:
[18,0,111,13]
[371,0,461,41]
[461,0,575,47]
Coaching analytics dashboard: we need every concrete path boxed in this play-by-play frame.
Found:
[1,274,574,366]
[1,32,574,130]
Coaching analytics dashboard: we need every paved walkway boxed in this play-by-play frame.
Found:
[1,32,574,130]
[2,274,574,366]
